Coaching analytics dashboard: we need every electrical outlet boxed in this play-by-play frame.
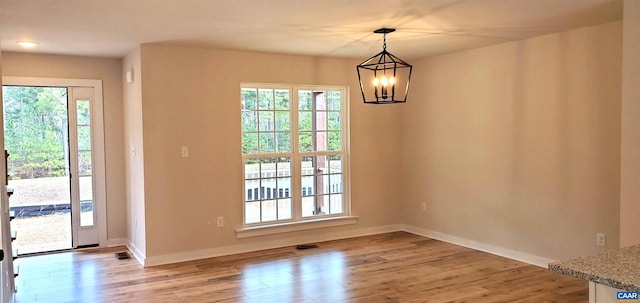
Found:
[421,202,427,211]
[596,233,606,247]
[181,146,189,157]
[217,216,224,227]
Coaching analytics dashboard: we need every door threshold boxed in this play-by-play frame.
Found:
[18,244,99,257]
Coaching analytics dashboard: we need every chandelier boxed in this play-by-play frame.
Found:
[356,28,413,104]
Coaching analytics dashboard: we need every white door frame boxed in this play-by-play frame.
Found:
[2,76,107,248]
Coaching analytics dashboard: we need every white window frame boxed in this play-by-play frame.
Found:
[237,83,354,237]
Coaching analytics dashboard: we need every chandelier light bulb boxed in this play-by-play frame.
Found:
[380,76,388,86]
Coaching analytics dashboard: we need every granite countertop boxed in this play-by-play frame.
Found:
[548,244,640,292]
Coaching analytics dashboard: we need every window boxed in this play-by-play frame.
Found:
[241,83,349,226]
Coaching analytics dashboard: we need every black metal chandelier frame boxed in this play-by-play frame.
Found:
[357,28,413,104]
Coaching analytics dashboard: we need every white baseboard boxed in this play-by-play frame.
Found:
[123,223,554,268]
[107,238,127,247]
[402,224,556,268]
[126,242,147,266]
[144,224,403,267]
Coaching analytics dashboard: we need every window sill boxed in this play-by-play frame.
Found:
[236,216,358,239]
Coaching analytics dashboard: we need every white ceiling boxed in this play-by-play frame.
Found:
[0,0,622,60]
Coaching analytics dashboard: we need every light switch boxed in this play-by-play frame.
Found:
[181,146,189,157]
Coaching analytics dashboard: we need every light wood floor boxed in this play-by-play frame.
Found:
[13,232,587,303]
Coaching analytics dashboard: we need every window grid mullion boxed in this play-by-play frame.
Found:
[271,90,277,152]
[259,172,263,223]
[290,87,302,221]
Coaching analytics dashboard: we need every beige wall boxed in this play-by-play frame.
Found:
[137,44,403,258]
[400,21,622,261]
[620,0,640,247]
[122,48,146,256]
[1,52,127,242]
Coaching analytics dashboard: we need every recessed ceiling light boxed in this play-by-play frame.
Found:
[17,41,38,48]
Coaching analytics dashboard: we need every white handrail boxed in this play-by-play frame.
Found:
[1,184,16,301]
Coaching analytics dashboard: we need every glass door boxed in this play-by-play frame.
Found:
[2,85,100,253]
